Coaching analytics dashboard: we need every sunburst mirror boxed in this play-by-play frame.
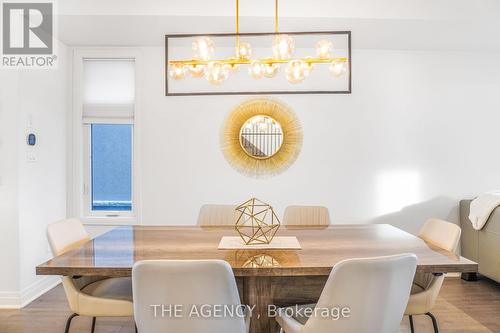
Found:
[221,98,302,177]
[239,115,283,159]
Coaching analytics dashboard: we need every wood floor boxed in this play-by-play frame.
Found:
[0,277,499,333]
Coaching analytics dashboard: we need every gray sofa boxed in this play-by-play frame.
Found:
[459,200,500,283]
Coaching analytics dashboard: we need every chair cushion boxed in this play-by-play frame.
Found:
[405,275,445,316]
[81,277,133,301]
[65,276,133,317]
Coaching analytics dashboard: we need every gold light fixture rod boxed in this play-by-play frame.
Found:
[275,0,279,33]
[169,57,348,66]
[236,0,279,35]
[236,0,239,34]
[236,0,240,48]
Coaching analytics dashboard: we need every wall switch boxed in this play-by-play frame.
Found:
[27,152,36,162]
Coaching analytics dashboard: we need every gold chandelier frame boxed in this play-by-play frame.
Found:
[165,0,352,96]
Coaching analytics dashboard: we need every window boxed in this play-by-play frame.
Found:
[77,55,138,221]
[91,124,132,211]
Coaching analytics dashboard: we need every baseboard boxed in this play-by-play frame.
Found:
[20,276,60,308]
[0,276,60,309]
[0,291,21,309]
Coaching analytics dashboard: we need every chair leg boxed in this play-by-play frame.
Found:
[91,317,96,333]
[409,315,415,333]
[64,313,79,333]
[135,324,138,333]
[426,312,440,333]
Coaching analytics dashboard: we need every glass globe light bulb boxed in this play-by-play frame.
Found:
[329,60,347,77]
[272,34,295,60]
[316,40,334,59]
[236,42,252,60]
[286,59,306,84]
[187,64,206,78]
[263,63,279,78]
[168,63,186,80]
[248,61,265,79]
[205,62,229,85]
[192,37,215,61]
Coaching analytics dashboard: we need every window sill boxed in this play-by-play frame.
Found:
[81,215,139,226]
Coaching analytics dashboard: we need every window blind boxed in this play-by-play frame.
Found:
[82,59,135,122]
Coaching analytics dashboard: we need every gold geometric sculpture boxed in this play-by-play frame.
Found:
[235,198,281,245]
[221,98,303,178]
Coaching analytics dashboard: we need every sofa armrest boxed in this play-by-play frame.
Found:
[459,199,478,261]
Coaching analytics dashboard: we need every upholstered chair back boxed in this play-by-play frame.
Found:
[133,260,248,333]
[418,218,462,253]
[283,206,330,226]
[303,254,417,333]
[197,204,238,226]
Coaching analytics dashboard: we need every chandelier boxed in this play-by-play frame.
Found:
[167,0,349,86]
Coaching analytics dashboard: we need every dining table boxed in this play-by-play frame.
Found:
[36,224,478,333]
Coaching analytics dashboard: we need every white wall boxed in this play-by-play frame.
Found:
[17,43,69,294]
[0,42,69,307]
[0,71,21,304]
[130,47,500,234]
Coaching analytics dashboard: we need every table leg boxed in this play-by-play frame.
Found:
[243,276,277,333]
[461,272,478,281]
[241,276,327,333]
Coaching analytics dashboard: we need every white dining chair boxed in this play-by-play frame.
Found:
[275,253,418,333]
[132,260,250,333]
[406,218,462,333]
[197,204,238,226]
[47,218,134,333]
[282,206,330,226]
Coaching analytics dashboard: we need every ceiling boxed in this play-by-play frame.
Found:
[55,0,500,51]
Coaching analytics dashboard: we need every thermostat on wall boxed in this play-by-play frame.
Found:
[27,133,36,146]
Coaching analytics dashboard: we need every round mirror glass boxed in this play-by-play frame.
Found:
[239,115,283,159]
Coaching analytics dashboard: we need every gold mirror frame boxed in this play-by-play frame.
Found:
[221,98,303,177]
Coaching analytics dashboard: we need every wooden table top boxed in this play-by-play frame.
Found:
[36,224,477,277]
